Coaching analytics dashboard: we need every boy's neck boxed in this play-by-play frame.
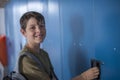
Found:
[26,43,40,54]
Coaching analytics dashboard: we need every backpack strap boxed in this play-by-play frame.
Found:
[18,52,43,73]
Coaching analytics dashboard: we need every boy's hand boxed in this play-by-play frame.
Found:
[81,67,99,80]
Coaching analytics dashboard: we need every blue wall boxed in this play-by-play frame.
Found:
[5,0,120,80]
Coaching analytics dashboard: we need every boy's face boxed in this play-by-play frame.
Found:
[21,17,46,45]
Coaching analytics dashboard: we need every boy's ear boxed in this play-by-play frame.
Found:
[20,29,26,37]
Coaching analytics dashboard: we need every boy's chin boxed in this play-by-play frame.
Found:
[35,40,44,44]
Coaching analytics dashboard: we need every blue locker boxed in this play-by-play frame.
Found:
[94,0,120,80]
[59,0,95,79]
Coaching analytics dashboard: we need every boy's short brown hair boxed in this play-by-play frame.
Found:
[20,11,45,31]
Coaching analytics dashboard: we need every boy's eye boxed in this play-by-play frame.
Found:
[39,24,45,28]
[30,26,35,30]
[40,25,44,28]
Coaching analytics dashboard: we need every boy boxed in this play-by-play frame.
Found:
[20,11,99,80]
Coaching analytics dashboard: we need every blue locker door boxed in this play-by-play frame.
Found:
[94,1,120,80]
[60,0,95,80]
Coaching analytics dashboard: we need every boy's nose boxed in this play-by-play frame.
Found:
[36,26,41,33]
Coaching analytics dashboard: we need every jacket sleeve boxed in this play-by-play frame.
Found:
[20,55,50,80]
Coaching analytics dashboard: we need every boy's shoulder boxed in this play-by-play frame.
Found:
[40,48,49,56]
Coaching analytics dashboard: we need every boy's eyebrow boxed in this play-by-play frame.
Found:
[39,23,45,25]
[29,23,45,26]
[37,22,45,25]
